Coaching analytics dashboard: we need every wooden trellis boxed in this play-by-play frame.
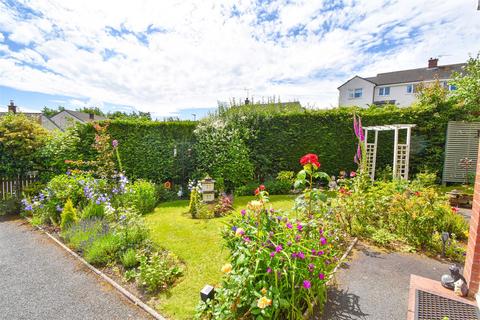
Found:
[363,124,416,180]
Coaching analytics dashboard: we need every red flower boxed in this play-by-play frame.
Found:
[254,188,260,195]
[414,191,421,196]
[300,153,321,169]
[451,207,459,213]
[259,184,265,191]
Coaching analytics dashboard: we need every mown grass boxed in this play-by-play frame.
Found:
[145,195,296,319]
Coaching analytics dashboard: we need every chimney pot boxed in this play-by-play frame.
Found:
[8,100,17,114]
[428,57,438,69]
[245,97,250,105]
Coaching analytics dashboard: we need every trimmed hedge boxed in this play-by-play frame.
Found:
[74,104,478,185]
[76,120,196,184]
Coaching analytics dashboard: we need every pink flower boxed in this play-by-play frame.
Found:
[308,264,315,272]
[318,273,325,280]
[241,209,246,216]
[297,224,303,231]
[320,237,327,246]
[275,245,283,253]
[317,250,324,256]
[451,207,459,213]
[270,252,275,258]
[303,280,311,289]
[267,267,272,273]
[350,171,357,177]
[297,252,305,259]
[286,223,293,229]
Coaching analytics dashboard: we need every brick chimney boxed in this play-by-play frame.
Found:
[7,100,17,113]
[89,113,94,120]
[428,57,438,69]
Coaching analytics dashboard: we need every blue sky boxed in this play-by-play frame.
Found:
[0,0,479,119]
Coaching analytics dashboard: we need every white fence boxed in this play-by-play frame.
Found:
[0,174,38,200]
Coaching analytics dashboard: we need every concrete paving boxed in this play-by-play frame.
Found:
[322,242,454,320]
[0,216,152,320]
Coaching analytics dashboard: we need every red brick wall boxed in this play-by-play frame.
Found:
[464,144,480,294]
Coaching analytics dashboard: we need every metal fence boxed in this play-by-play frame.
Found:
[0,174,38,200]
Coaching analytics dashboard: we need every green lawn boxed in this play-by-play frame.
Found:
[145,195,296,320]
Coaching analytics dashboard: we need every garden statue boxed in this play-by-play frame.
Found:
[328,176,337,190]
[441,265,468,297]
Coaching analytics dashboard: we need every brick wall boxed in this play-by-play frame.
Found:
[464,142,480,294]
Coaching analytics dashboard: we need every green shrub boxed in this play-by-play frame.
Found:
[371,228,397,246]
[234,182,259,196]
[84,233,121,266]
[80,202,105,220]
[124,180,157,215]
[276,170,295,183]
[121,248,139,269]
[0,196,19,216]
[62,218,109,251]
[413,171,438,187]
[60,199,78,230]
[155,184,179,202]
[137,251,182,293]
[263,179,291,195]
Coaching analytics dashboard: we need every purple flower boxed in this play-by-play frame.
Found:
[308,264,315,272]
[241,209,246,216]
[56,205,63,212]
[119,215,127,221]
[25,205,33,211]
[295,234,302,242]
[270,252,275,258]
[276,216,282,221]
[291,252,297,258]
[232,226,237,232]
[303,280,311,289]
[270,208,275,213]
[318,273,325,280]
[243,237,251,243]
[267,267,272,273]
[320,237,327,245]
[269,231,274,238]
[286,223,293,229]
[275,245,283,253]
[311,249,317,255]
[287,241,292,246]
[112,140,118,148]
[297,252,305,259]
[317,250,324,256]
[297,224,303,231]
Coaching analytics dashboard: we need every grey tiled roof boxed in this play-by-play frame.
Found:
[365,63,465,85]
[64,110,107,122]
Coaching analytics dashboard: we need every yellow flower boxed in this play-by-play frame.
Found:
[221,263,233,274]
[257,296,272,309]
[247,200,263,212]
[261,288,267,295]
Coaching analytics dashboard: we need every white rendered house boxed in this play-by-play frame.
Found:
[338,58,465,108]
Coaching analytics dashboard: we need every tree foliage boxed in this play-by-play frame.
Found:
[451,53,480,113]
[0,113,50,176]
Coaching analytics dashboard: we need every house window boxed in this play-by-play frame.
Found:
[406,84,415,94]
[354,88,362,98]
[379,87,390,96]
[448,84,457,91]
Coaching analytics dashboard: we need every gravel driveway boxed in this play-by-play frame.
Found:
[0,216,152,320]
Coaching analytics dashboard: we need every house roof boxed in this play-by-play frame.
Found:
[364,63,466,86]
[337,75,376,89]
[63,110,107,122]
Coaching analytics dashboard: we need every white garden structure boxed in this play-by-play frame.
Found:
[363,124,416,180]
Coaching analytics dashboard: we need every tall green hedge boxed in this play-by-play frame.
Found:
[76,120,196,184]
[74,104,478,185]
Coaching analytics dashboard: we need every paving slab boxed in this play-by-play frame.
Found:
[322,242,454,320]
[0,216,152,320]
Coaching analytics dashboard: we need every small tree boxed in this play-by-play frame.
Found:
[60,199,78,230]
[451,53,480,113]
[0,113,50,177]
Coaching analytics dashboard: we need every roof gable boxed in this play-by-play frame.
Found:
[337,76,376,89]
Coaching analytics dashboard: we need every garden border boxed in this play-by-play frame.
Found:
[304,236,358,319]
[27,219,166,320]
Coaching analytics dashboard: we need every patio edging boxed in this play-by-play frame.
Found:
[27,218,166,320]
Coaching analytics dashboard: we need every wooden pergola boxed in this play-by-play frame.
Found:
[363,124,416,180]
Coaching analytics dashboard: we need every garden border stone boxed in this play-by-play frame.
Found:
[27,218,166,320]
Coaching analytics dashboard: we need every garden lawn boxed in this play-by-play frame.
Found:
[145,195,296,319]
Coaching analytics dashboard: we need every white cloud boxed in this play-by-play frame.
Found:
[0,0,478,115]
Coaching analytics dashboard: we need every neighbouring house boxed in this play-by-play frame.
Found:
[49,109,106,131]
[0,101,107,131]
[338,58,466,108]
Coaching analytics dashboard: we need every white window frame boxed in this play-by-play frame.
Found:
[379,87,390,96]
[406,84,414,94]
[354,88,362,98]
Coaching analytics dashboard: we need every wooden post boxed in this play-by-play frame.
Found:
[393,128,399,178]
[405,127,412,180]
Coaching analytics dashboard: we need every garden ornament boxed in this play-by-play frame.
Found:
[441,265,468,296]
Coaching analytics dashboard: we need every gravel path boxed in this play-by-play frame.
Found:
[322,242,453,320]
[0,216,152,320]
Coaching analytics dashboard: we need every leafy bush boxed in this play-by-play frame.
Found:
[121,248,139,269]
[188,186,202,219]
[156,183,179,202]
[276,170,295,183]
[84,233,122,266]
[0,196,19,216]
[213,194,234,217]
[60,199,78,230]
[137,251,183,293]
[62,218,109,251]
[371,228,397,246]
[123,180,157,215]
[80,202,105,220]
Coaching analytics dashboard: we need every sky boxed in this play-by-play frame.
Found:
[0,0,479,119]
